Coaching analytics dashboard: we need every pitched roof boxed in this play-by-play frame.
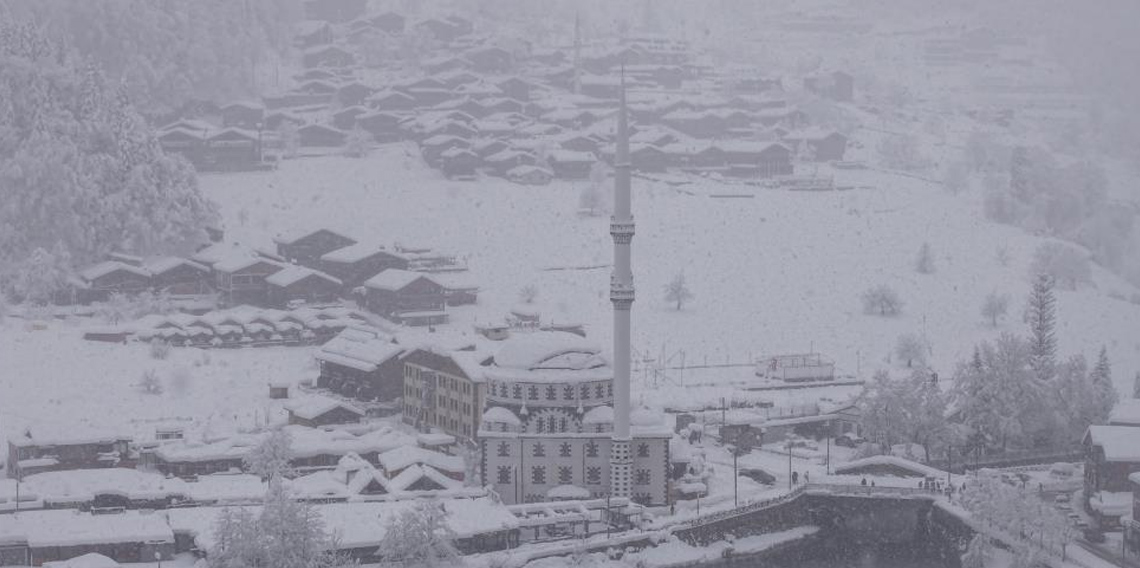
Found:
[315,326,403,372]
[378,446,464,474]
[265,265,342,288]
[78,261,150,282]
[321,243,406,264]
[1085,425,1140,461]
[273,227,357,246]
[364,269,439,292]
[144,256,209,275]
[285,395,364,421]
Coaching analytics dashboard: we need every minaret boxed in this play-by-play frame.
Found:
[572,12,582,95]
[609,69,635,500]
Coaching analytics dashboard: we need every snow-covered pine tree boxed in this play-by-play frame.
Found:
[915,242,935,274]
[1025,273,1057,382]
[664,272,693,310]
[1088,347,1118,423]
[377,500,461,567]
[244,428,296,482]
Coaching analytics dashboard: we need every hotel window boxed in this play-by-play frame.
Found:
[586,440,599,457]
[635,469,651,485]
[558,466,573,484]
[595,384,604,398]
[546,416,556,433]
[546,385,557,400]
[564,385,575,400]
[532,442,546,457]
[608,384,613,397]
[497,442,510,457]
[531,466,546,485]
[586,466,602,484]
[528,386,539,400]
[513,385,522,399]
[581,385,590,399]
[637,443,650,458]
[497,466,512,484]
[559,442,573,457]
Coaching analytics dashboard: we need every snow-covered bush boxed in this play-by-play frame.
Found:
[1030,242,1090,290]
[861,285,902,316]
[149,338,172,360]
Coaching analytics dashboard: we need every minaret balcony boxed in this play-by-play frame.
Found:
[610,217,635,243]
[610,282,635,307]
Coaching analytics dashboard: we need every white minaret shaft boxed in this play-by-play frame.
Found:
[572,12,582,95]
[609,70,634,500]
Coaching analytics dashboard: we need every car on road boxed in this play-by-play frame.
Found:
[835,433,866,448]
[739,468,776,485]
[1082,528,1105,543]
[1054,493,1070,503]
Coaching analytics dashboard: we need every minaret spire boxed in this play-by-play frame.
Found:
[572,12,582,95]
[609,65,635,501]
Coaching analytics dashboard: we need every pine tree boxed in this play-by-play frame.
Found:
[1025,274,1057,382]
[1088,347,1117,423]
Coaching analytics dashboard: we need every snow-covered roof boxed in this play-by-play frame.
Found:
[1088,491,1132,517]
[364,269,438,291]
[155,426,413,464]
[265,265,342,288]
[1108,399,1140,426]
[285,394,364,421]
[10,425,131,448]
[547,149,595,163]
[491,332,605,371]
[143,256,208,275]
[378,446,464,474]
[1085,425,1140,461]
[315,326,402,373]
[21,468,189,503]
[213,254,281,274]
[78,261,149,282]
[482,406,522,426]
[507,165,552,178]
[272,227,356,246]
[387,464,461,492]
[43,553,120,568]
[546,484,590,500]
[582,405,614,425]
[833,455,948,478]
[0,509,173,548]
[320,242,405,264]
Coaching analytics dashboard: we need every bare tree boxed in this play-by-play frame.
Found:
[377,500,461,567]
[981,292,1010,327]
[663,271,693,310]
[518,284,538,304]
[895,333,927,368]
[915,242,935,274]
[244,428,295,482]
[861,285,902,316]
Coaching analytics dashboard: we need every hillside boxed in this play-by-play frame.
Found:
[201,145,1140,396]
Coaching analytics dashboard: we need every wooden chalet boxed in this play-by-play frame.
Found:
[782,128,848,161]
[302,45,356,69]
[485,149,536,177]
[546,149,595,179]
[804,70,854,102]
[363,269,447,326]
[298,123,348,148]
[286,395,365,427]
[303,0,367,23]
[316,326,405,402]
[7,429,133,480]
[356,111,405,142]
[506,165,553,186]
[720,141,794,177]
[496,77,537,102]
[294,20,335,49]
[370,11,405,34]
[421,135,469,167]
[630,144,671,172]
[145,257,212,295]
[440,147,480,180]
[275,228,357,266]
[318,244,409,290]
[220,101,265,130]
[369,90,417,112]
[265,266,343,308]
[464,46,513,74]
[212,255,285,308]
[415,17,466,43]
[472,138,509,159]
[72,261,152,304]
[337,82,374,107]
[203,127,262,171]
[663,109,727,139]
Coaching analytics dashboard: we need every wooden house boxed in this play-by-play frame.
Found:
[264,110,305,131]
[546,149,595,179]
[496,77,537,102]
[265,266,343,308]
[213,256,285,307]
[7,430,133,480]
[303,0,367,23]
[440,147,480,180]
[337,82,374,107]
[156,126,208,167]
[485,149,536,177]
[298,123,348,148]
[331,105,367,131]
[369,90,417,112]
[631,144,671,172]
[294,20,335,49]
[286,395,365,427]
[1084,425,1140,527]
[506,165,553,186]
[472,138,509,159]
[804,71,854,102]
[145,257,212,295]
[464,46,513,74]
[320,243,410,289]
[664,109,727,139]
[203,127,262,171]
[421,135,469,167]
[363,269,447,326]
[415,18,465,43]
[220,101,265,129]
[782,128,848,161]
[370,11,405,34]
[356,111,405,142]
[302,45,355,69]
[316,326,405,402]
[531,48,567,66]
[275,228,357,266]
[72,261,152,304]
[720,141,793,177]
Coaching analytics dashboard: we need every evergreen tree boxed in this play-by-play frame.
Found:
[378,500,461,567]
[1088,346,1117,423]
[1025,274,1057,382]
[244,428,295,482]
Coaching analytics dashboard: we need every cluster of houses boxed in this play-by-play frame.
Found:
[89,306,367,348]
[70,225,477,331]
[154,2,852,184]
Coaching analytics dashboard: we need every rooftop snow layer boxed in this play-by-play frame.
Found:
[1108,399,1140,426]
[315,326,402,372]
[285,394,364,421]
[265,265,342,288]
[378,445,464,474]
[1085,425,1140,461]
[364,269,438,291]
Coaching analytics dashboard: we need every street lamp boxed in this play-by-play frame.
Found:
[155,551,162,568]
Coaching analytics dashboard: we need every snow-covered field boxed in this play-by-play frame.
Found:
[203,145,1140,393]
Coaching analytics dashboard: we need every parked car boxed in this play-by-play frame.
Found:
[1054,493,1070,504]
[835,433,866,448]
[739,468,776,485]
[1082,528,1105,543]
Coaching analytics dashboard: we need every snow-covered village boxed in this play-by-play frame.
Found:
[1,0,1139,567]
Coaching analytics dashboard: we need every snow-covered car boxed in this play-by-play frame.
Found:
[1054,493,1071,504]
[835,433,866,448]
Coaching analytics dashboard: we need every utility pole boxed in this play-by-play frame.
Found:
[732,446,739,507]
[826,435,831,475]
